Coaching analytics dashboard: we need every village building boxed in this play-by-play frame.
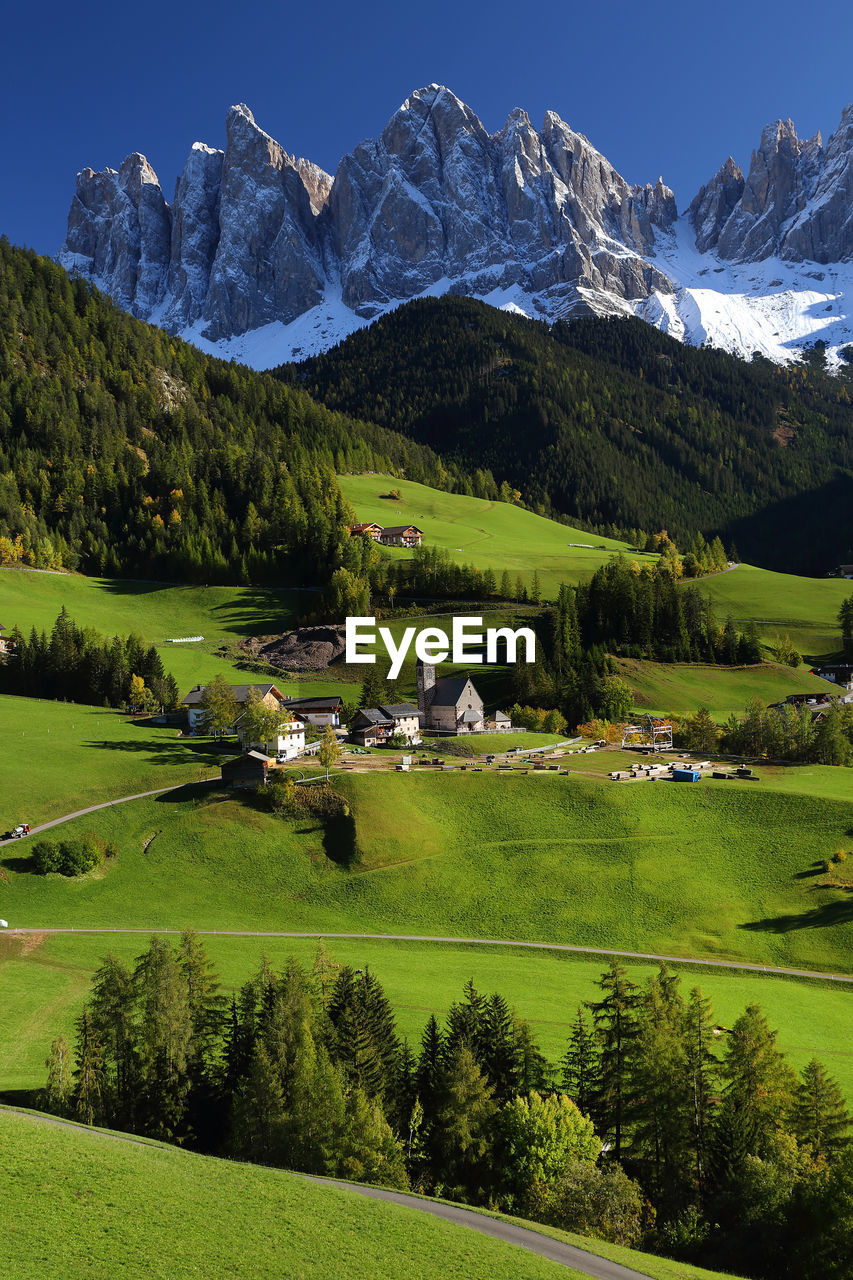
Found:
[378,525,423,548]
[235,708,306,760]
[221,750,274,788]
[486,710,513,733]
[346,523,383,541]
[811,665,853,692]
[0,623,9,655]
[416,661,485,734]
[181,683,287,734]
[351,703,422,748]
[281,695,343,727]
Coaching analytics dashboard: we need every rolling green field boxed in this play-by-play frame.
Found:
[2,932,851,1105]
[696,564,850,660]
[0,696,231,824]
[615,659,835,722]
[0,568,345,694]
[3,769,852,975]
[338,474,658,596]
[2,1109,739,1280]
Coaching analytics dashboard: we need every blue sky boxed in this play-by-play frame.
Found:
[4,0,853,255]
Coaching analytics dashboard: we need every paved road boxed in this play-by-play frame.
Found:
[5,926,852,985]
[0,1105,653,1279]
[0,780,214,848]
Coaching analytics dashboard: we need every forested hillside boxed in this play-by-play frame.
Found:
[287,298,853,573]
[0,241,459,584]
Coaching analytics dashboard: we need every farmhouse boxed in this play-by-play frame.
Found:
[417,660,485,734]
[811,665,853,692]
[378,525,423,547]
[346,523,424,547]
[0,622,9,654]
[235,708,306,760]
[181,683,287,733]
[281,694,343,727]
[351,703,422,747]
[347,523,383,541]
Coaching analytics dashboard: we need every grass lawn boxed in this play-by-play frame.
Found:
[3,769,852,975]
[615,659,834,722]
[0,568,350,695]
[0,696,233,825]
[3,932,852,1106]
[338,474,658,598]
[2,1109,740,1280]
[695,564,850,660]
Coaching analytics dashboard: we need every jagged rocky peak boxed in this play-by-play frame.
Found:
[692,103,853,263]
[201,103,328,338]
[58,85,679,339]
[60,152,171,314]
[688,157,745,253]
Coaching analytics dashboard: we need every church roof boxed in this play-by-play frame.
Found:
[428,676,477,707]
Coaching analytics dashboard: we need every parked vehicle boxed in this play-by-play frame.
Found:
[9,824,31,839]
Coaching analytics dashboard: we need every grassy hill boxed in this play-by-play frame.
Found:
[615,659,836,721]
[0,568,312,691]
[3,767,851,973]
[696,564,850,659]
[3,1109,740,1280]
[338,474,656,596]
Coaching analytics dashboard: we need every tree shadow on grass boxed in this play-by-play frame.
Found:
[1,852,33,874]
[153,780,221,806]
[740,888,853,933]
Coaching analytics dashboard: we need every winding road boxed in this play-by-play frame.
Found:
[0,1105,654,1279]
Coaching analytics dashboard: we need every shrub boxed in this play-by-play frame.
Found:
[831,850,848,864]
[31,832,105,876]
[435,739,475,757]
[531,1159,646,1247]
[267,775,349,819]
[31,840,60,874]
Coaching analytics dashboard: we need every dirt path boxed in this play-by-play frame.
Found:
[0,1105,653,1279]
[6,927,852,985]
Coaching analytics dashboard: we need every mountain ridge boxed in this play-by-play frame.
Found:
[58,86,853,369]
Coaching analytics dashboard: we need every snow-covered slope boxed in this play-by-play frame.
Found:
[58,87,853,370]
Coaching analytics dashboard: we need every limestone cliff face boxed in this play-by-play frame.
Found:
[59,88,853,350]
[60,152,171,315]
[691,105,853,263]
[58,86,677,337]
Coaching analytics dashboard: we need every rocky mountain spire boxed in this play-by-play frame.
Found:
[690,104,853,262]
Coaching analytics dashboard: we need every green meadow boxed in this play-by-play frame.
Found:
[2,1110,739,1280]
[615,659,834,722]
[3,769,852,975]
[696,563,850,659]
[0,568,342,694]
[338,473,658,596]
[0,696,229,824]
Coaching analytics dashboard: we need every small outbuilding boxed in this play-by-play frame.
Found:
[221,750,274,788]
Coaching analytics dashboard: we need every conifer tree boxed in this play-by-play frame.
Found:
[792,1059,851,1160]
[587,962,641,1161]
[561,1008,599,1119]
[72,1006,108,1127]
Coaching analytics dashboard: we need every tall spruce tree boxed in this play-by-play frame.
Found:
[792,1059,851,1160]
[587,962,641,1161]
